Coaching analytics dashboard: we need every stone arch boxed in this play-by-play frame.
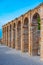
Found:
[32,12,40,55]
[23,17,29,52]
[17,21,21,50]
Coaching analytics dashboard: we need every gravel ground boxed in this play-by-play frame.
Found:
[0,44,43,65]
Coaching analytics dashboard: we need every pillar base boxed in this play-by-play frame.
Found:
[15,46,18,50]
[11,44,15,48]
[21,49,27,52]
[31,49,38,56]
[6,43,8,46]
[40,58,43,61]
[8,43,11,47]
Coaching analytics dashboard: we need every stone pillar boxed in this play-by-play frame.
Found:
[3,28,5,44]
[8,26,11,47]
[29,13,32,55]
[15,23,18,49]
[6,26,8,46]
[21,21,24,52]
[8,26,9,46]
[40,5,43,60]
[6,27,7,46]
[11,24,15,48]
[40,24,43,60]
[4,27,6,43]
[4,28,5,44]
[2,28,4,44]
[5,27,6,45]
[6,27,7,45]
[5,28,6,44]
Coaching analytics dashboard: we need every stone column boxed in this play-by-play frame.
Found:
[5,28,6,45]
[29,27,34,56]
[3,27,5,44]
[2,28,4,44]
[6,26,8,46]
[40,5,43,60]
[5,28,6,44]
[8,25,11,47]
[40,21,43,60]
[6,27,7,45]
[4,28,5,44]
[6,27,8,46]
[15,22,18,49]
[4,27,6,43]
[21,21,24,52]
[8,26,9,46]
[11,24,15,48]
[29,13,32,55]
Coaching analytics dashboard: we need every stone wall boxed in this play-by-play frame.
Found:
[2,3,43,60]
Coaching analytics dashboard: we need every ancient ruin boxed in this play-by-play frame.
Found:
[2,3,43,60]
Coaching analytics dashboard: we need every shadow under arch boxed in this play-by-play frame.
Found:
[17,21,21,50]
[23,17,29,52]
[32,12,41,56]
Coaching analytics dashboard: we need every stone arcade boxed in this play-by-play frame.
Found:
[2,3,43,60]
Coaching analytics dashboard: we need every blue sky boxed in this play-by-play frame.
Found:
[0,0,43,38]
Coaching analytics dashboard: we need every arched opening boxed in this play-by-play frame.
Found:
[23,18,29,52]
[32,13,40,55]
[13,23,16,48]
[17,21,21,50]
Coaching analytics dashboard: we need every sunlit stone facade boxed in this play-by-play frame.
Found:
[2,3,43,60]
